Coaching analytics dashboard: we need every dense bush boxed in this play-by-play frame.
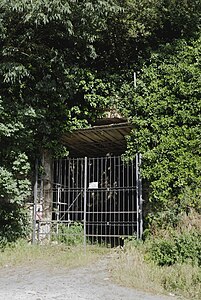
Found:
[0,153,31,247]
[0,202,30,249]
[147,231,201,266]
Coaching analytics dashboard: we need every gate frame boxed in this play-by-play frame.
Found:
[32,154,143,246]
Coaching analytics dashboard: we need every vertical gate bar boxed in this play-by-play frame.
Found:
[32,159,38,244]
[56,185,60,235]
[109,156,112,246]
[64,159,67,207]
[84,156,87,253]
[90,158,93,242]
[80,158,83,221]
[79,159,82,219]
[103,156,105,243]
[131,160,134,235]
[100,157,103,244]
[127,161,129,188]
[59,159,62,187]
[58,160,60,186]
[60,160,62,223]
[72,158,75,223]
[96,158,99,238]
[136,154,139,239]
[127,163,129,236]
[105,156,108,244]
[53,161,56,237]
[92,158,95,243]
[122,158,125,236]
[58,159,60,229]
[67,158,71,227]
[87,158,89,242]
[88,158,91,242]
[76,158,79,221]
[113,157,116,243]
[40,163,43,212]
[118,156,121,237]
[139,153,143,238]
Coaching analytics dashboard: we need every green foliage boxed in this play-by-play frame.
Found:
[123,0,201,41]
[0,0,200,245]
[96,0,201,68]
[0,0,122,245]
[0,92,31,244]
[0,0,120,151]
[123,37,201,227]
[0,153,30,201]
[147,231,201,267]
[0,153,31,247]
[54,222,84,246]
[0,202,30,248]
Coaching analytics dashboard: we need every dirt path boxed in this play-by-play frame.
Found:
[0,256,177,300]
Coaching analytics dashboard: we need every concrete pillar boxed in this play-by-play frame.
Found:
[40,150,53,241]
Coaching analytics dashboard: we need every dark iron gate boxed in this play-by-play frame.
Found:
[51,155,143,246]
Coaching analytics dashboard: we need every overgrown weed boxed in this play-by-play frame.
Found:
[110,234,201,299]
[110,243,165,295]
[0,239,109,270]
[161,263,201,299]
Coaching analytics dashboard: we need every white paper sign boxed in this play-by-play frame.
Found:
[88,182,99,189]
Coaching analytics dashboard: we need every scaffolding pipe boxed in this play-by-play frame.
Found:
[133,72,137,88]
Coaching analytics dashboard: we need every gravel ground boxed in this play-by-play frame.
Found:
[0,256,178,300]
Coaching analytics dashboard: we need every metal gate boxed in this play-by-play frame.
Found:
[51,155,143,246]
